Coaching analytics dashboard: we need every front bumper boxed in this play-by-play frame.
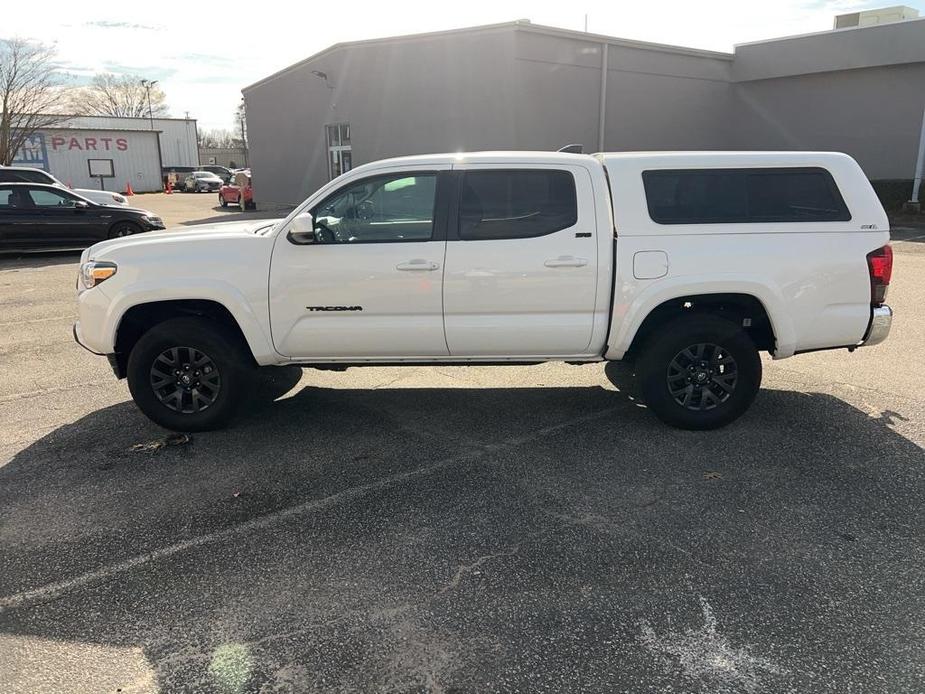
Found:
[859,305,892,347]
[74,322,122,377]
[73,321,103,355]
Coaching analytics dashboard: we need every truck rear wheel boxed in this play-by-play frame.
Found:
[126,317,254,432]
[636,315,761,430]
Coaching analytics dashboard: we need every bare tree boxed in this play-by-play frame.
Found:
[0,38,72,166]
[73,73,169,119]
[199,128,241,149]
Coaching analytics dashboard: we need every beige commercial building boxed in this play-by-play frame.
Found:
[243,12,925,208]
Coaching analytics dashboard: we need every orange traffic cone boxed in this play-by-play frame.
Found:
[67,179,73,189]
[124,182,134,196]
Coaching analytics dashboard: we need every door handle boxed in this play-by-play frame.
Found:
[544,256,588,268]
[396,259,440,271]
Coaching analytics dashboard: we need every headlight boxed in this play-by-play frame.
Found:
[112,194,126,204]
[141,215,163,226]
[79,261,117,290]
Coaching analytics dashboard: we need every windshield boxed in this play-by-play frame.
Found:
[194,172,216,179]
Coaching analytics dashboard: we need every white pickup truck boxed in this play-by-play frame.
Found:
[74,151,893,431]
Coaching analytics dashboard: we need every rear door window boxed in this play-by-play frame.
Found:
[642,167,851,224]
[458,170,577,240]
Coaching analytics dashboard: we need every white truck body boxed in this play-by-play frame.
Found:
[74,151,894,430]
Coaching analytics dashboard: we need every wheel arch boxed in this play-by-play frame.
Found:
[112,299,258,378]
[107,218,142,237]
[618,292,779,361]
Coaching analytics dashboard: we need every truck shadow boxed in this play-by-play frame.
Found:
[1,381,922,692]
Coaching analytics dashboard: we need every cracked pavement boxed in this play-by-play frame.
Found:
[0,202,923,693]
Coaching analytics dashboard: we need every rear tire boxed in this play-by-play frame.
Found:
[126,317,255,431]
[636,314,761,430]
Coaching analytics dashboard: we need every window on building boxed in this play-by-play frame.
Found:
[311,172,437,243]
[642,167,851,224]
[458,170,578,240]
[326,123,352,180]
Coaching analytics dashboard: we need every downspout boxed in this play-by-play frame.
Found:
[597,41,609,153]
[908,100,925,212]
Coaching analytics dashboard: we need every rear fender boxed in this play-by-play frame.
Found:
[607,275,795,360]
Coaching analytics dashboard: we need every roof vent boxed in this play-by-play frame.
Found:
[834,5,919,28]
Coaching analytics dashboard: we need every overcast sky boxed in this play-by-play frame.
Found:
[3,0,923,130]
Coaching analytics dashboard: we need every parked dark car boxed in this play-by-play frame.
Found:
[0,183,165,251]
[199,165,234,180]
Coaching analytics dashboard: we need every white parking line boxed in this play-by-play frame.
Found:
[0,406,617,612]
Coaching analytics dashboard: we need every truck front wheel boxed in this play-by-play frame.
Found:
[636,315,761,430]
[126,317,254,431]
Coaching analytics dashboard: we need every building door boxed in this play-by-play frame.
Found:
[269,166,451,359]
[326,123,352,180]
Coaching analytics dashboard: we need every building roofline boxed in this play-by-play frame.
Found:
[734,13,925,48]
[42,127,164,134]
[35,113,198,123]
[242,20,732,93]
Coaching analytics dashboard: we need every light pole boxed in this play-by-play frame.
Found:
[140,79,158,130]
[239,97,248,168]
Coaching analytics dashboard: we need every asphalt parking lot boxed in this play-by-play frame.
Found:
[1,194,923,693]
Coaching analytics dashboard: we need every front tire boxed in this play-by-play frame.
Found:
[219,194,228,207]
[108,221,141,239]
[126,317,255,431]
[636,314,761,430]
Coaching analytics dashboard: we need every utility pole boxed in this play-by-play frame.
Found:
[239,98,248,167]
[140,79,158,130]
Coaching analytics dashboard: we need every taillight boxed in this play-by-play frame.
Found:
[866,245,893,305]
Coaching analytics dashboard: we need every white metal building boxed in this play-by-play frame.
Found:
[11,115,200,193]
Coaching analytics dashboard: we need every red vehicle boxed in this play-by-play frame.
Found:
[218,172,254,210]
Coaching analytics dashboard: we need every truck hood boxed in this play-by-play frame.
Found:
[85,218,284,260]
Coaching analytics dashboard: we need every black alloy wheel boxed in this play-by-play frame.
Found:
[126,317,254,431]
[149,346,221,414]
[636,314,761,430]
[666,342,738,411]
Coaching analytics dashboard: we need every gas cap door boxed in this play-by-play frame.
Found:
[633,250,669,280]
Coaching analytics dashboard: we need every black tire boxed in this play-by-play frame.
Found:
[636,314,761,430]
[219,193,228,207]
[108,221,142,239]
[126,317,255,431]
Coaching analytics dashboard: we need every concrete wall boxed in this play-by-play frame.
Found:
[732,63,925,180]
[244,21,925,205]
[733,16,925,81]
[245,27,519,206]
[245,26,737,206]
[731,19,925,180]
[200,147,248,168]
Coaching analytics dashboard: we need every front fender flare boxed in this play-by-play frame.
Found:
[101,280,279,365]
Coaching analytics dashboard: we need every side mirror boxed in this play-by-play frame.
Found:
[74,200,90,210]
[289,214,316,244]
